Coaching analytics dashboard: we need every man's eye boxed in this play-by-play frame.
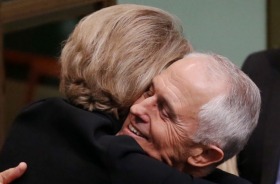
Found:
[161,109,169,118]
[159,109,171,122]
[157,102,168,119]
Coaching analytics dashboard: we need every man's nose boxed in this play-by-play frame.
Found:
[130,96,157,115]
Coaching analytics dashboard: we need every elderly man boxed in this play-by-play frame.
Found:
[0,52,260,184]
[118,52,261,179]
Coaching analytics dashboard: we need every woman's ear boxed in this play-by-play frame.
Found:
[187,145,224,167]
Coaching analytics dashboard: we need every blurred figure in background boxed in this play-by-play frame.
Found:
[238,49,280,184]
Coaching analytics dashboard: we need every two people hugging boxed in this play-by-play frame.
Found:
[0,4,260,184]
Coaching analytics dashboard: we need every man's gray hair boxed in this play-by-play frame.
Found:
[190,52,261,163]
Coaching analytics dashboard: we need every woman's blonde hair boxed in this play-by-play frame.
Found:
[60,4,191,119]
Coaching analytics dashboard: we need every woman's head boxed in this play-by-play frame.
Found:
[60,4,192,119]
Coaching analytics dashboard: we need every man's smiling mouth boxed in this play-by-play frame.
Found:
[128,124,145,138]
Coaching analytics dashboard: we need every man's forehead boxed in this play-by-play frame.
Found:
[154,53,223,107]
[160,57,202,81]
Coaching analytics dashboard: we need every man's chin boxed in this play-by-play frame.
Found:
[116,126,160,159]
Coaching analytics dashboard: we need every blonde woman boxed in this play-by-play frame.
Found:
[0,4,191,184]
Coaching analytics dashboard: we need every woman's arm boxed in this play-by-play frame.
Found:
[0,162,27,184]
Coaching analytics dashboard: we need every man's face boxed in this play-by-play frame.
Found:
[117,55,223,169]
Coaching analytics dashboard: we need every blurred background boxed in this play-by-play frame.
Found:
[0,0,277,147]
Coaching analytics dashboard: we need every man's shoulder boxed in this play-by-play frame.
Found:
[203,169,252,184]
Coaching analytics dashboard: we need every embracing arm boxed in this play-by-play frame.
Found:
[104,136,216,184]
[105,135,252,184]
[0,163,27,184]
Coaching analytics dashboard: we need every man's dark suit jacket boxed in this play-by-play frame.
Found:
[238,49,280,184]
[0,98,250,184]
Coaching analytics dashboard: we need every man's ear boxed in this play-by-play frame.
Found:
[187,145,224,167]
